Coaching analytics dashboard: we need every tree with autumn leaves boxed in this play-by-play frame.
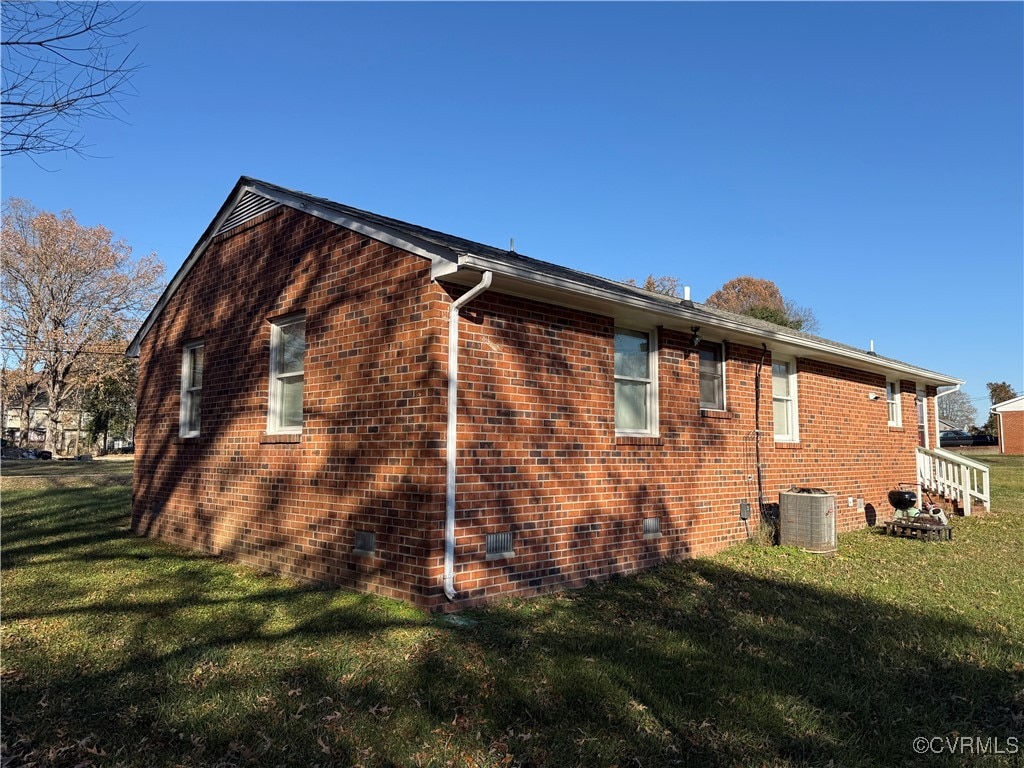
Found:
[1,199,163,452]
[627,273,819,333]
[703,276,819,333]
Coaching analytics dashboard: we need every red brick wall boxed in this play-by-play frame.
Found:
[134,207,930,611]
[445,292,923,607]
[999,410,1024,455]
[133,206,452,605]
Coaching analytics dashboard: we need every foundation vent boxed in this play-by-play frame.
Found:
[643,517,661,537]
[486,531,514,559]
[353,531,376,555]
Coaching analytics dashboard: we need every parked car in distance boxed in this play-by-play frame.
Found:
[0,445,53,460]
[971,434,998,446]
[940,430,974,447]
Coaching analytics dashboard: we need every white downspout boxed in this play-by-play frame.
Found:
[444,271,493,601]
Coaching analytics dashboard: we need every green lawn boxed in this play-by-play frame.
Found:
[2,457,1022,767]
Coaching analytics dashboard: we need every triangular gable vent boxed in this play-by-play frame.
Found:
[216,191,281,235]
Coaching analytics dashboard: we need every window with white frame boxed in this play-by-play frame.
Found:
[772,358,798,441]
[887,380,902,427]
[179,341,204,437]
[268,314,305,433]
[698,341,725,411]
[614,328,657,434]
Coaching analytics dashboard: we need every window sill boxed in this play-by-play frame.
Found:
[173,435,202,444]
[774,441,802,450]
[888,425,904,432]
[700,409,736,420]
[616,435,664,446]
[260,433,301,444]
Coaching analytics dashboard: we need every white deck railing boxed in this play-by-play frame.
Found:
[916,446,990,516]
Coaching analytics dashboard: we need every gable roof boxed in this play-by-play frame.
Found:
[127,176,961,388]
[991,395,1024,413]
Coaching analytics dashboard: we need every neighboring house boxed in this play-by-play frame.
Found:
[991,396,1024,455]
[3,403,48,446]
[128,177,960,611]
[3,402,90,455]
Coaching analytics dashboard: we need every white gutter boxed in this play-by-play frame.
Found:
[453,252,961,388]
[443,271,493,601]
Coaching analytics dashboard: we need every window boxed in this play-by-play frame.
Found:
[698,341,725,410]
[887,380,902,427]
[772,358,798,441]
[179,341,204,437]
[615,328,657,434]
[268,314,305,433]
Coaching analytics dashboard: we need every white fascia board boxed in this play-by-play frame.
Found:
[991,395,1024,413]
[126,181,459,357]
[452,254,962,388]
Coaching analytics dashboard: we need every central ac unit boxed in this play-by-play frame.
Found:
[779,488,837,554]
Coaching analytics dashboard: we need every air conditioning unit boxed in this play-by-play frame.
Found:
[779,488,837,554]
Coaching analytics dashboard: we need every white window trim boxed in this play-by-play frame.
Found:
[267,313,305,435]
[179,340,204,438]
[698,340,727,411]
[887,380,903,427]
[772,356,799,442]
[614,326,659,436]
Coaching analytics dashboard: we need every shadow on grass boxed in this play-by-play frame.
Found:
[1,485,134,562]
[3,478,1022,767]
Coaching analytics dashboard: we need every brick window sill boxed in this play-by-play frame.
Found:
[173,436,203,445]
[260,433,302,444]
[888,426,905,433]
[616,435,664,447]
[774,441,802,450]
[700,409,737,420]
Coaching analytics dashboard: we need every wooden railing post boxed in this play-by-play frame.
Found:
[916,445,989,516]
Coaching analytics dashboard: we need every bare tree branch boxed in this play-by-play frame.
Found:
[1,2,141,157]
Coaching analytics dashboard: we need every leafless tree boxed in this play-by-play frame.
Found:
[937,388,977,430]
[1,2,140,157]
[623,274,682,298]
[1,199,163,452]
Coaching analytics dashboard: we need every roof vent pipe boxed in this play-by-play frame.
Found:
[684,286,691,301]
[443,271,493,601]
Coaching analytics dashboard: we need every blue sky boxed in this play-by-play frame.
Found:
[3,1,1022,421]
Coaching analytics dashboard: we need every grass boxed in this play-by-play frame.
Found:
[2,457,1022,767]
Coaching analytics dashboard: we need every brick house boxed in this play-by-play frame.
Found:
[128,177,960,611]
[991,396,1024,455]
